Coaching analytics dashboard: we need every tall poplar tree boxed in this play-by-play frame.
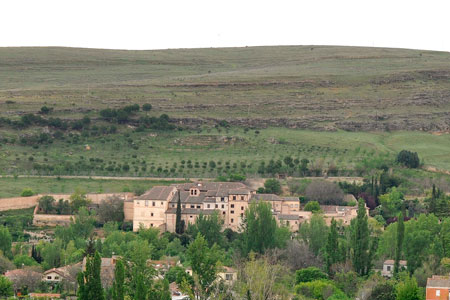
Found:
[175,191,183,234]
[394,207,405,276]
[351,199,372,276]
[77,251,104,300]
[112,259,124,300]
[326,218,339,275]
[429,184,438,214]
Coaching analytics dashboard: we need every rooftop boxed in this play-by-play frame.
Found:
[427,275,450,288]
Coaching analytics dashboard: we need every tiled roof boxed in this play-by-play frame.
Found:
[166,208,218,215]
[384,260,407,265]
[228,189,251,195]
[250,194,282,201]
[136,186,176,201]
[277,214,299,220]
[427,275,450,288]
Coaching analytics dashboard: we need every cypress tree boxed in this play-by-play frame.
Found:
[394,207,405,276]
[135,272,147,300]
[77,272,87,300]
[326,218,339,275]
[81,251,105,300]
[351,199,371,276]
[429,184,438,214]
[175,191,183,234]
[112,259,125,300]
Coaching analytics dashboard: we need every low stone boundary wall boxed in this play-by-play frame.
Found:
[0,196,39,211]
[0,193,134,211]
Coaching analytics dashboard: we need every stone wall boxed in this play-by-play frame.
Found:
[123,201,134,222]
[32,205,73,226]
[0,193,134,211]
[0,196,39,211]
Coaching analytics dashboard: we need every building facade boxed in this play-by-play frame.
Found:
[426,276,450,300]
[132,182,363,233]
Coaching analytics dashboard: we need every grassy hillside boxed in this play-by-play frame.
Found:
[1,46,449,131]
[0,46,449,178]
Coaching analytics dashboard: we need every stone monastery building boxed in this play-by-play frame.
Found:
[133,181,361,232]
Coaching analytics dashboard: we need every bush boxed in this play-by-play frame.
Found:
[396,150,420,168]
[304,201,321,212]
[142,103,152,111]
[295,279,337,300]
[263,179,282,195]
[296,267,328,284]
[40,106,52,114]
[20,188,35,197]
[368,281,396,300]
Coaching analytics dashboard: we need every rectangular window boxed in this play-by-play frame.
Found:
[241,213,244,217]
[152,202,155,207]
[221,197,225,202]
[387,266,391,271]
[226,274,232,280]
[436,290,440,296]
[161,202,163,205]
[231,204,234,208]
[241,196,244,200]
[197,205,200,209]
[47,276,52,280]
[223,211,226,215]
[221,204,224,209]
[207,204,210,208]
[233,196,236,200]
[241,206,244,210]
[151,213,154,217]
[231,218,234,223]
[55,276,59,280]
[145,200,149,207]
[190,215,193,218]
[191,205,195,208]
[231,210,234,214]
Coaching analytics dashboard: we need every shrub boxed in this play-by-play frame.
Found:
[40,106,52,114]
[20,188,34,197]
[304,201,321,212]
[263,179,282,195]
[295,279,337,300]
[396,150,420,168]
[142,103,152,111]
[296,267,328,284]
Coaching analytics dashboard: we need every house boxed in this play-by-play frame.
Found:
[42,263,81,283]
[382,260,407,277]
[4,269,43,296]
[43,268,66,283]
[426,275,450,300]
[217,266,237,284]
[186,266,237,284]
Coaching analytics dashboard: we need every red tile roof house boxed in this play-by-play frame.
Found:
[426,275,450,300]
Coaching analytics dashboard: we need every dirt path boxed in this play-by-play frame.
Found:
[0,175,202,181]
[0,174,364,183]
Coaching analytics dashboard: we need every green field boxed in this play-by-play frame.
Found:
[1,126,449,177]
[0,46,449,178]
